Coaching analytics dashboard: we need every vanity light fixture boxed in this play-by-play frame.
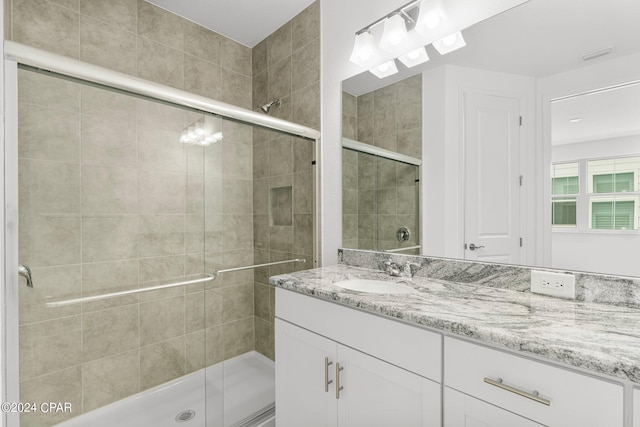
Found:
[349,31,380,68]
[349,0,467,79]
[398,47,430,67]
[432,31,466,54]
[379,14,410,54]
[369,60,399,78]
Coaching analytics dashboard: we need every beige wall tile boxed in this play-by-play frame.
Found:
[267,22,291,67]
[140,296,186,346]
[358,214,375,240]
[19,366,82,426]
[293,171,313,214]
[19,212,81,268]
[82,215,138,262]
[184,54,222,100]
[222,283,253,323]
[18,104,80,163]
[291,38,319,93]
[222,140,252,180]
[82,350,140,411]
[186,330,205,373]
[137,98,189,132]
[222,179,252,214]
[19,159,80,213]
[343,189,358,214]
[138,126,185,173]
[268,137,293,176]
[81,165,138,214]
[342,92,357,117]
[373,106,396,137]
[223,214,253,251]
[292,1,319,50]
[139,254,185,286]
[343,214,358,241]
[253,143,268,179]
[397,101,422,132]
[378,160,397,188]
[139,170,186,214]
[20,315,82,380]
[378,188,398,215]
[253,283,269,320]
[252,70,268,110]
[80,15,137,75]
[185,292,205,333]
[205,326,223,366]
[51,0,79,10]
[184,20,221,65]
[397,186,418,215]
[254,316,274,360]
[80,0,136,32]
[223,317,254,359]
[221,69,252,110]
[137,37,184,89]
[269,186,292,226]
[187,174,205,215]
[19,265,81,324]
[83,305,139,362]
[18,69,80,112]
[268,57,291,102]
[397,128,422,159]
[81,115,137,168]
[357,92,374,115]
[81,85,136,122]
[140,336,186,390]
[293,214,314,255]
[291,82,320,129]
[253,179,269,216]
[269,226,293,252]
[13,0,79,59]
[204,288,223,328]
[252,39,268,77]
[81,259,139,312]
[137,0,183,51]
[220,38,251,76]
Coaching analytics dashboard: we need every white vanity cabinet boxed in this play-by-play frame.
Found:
[634,388,640,427]
[444,337,624,427]
[275,289,442,427]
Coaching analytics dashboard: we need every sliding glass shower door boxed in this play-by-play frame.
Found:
[13,67,315,427]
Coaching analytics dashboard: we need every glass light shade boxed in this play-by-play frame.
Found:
[349,32,379,67]
[415,0,447,36]
[433,31,466,55]
[398,47,430,67]
[379,14,409,54]
[369,60,399,78]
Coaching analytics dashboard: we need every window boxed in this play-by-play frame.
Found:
[551,156,640,231]
[551,163,578,227]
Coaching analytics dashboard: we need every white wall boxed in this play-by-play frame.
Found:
[552,135,640,162]
[537,52,640,273]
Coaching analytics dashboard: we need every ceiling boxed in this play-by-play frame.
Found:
[146,0,315,47]
[552,83,640,146]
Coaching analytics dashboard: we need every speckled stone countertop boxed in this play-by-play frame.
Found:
[270,264,640,384]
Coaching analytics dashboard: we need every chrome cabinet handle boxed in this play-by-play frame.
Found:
[18,264,33,288]
[484,377,551,406]
[325,357,333,392]
[336,363,344,399]
[469,243,485,251]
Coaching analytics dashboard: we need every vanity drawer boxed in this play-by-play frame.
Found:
[276,288,442,382]
[444,337,623,426]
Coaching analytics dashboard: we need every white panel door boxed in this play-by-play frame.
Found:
[444,387,545,427]
[275,319,337,427]
[337,345,441,427]
[464,92,521,263]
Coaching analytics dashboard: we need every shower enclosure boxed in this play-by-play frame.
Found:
[3,42,319,427]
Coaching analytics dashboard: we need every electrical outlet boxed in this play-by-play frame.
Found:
[531,270,576,299]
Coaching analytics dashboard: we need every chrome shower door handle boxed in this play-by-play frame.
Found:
[18,264,33,287]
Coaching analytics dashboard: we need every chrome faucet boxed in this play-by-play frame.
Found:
[382,260,403,277]
[18,264,33,288]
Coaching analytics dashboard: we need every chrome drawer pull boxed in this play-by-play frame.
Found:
[336,363,344,399]
[484,377,551,406]
[325,357,333,392]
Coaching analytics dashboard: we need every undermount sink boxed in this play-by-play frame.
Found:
[333,279,416,294]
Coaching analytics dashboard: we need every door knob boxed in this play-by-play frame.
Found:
[468,243,484,251]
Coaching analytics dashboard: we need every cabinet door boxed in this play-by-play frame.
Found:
[275,319,337,427]
[337,345,441,427]
[444,387,545,427]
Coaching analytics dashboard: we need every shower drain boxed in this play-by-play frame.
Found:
[175,410,196,423]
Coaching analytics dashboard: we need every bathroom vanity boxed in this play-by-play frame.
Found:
[272,251,640,426]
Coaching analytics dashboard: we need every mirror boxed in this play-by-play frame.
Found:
[341,0,640,276]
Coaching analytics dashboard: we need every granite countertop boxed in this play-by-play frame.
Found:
[270,264,640,384]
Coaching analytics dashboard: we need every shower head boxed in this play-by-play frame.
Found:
[260,99,281,114]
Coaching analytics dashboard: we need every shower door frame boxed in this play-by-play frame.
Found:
[2,41,322,427]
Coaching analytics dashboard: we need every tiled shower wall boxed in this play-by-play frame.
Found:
[8,0,265,425]
[251,1,320,360]
[341,75,422,252]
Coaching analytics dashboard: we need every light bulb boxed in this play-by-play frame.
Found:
[416,0,447,37]
[369,60,398,78]
[408,50,421,60]
[442,33,457,46]
[398,47,430,68]
[379,63,389,72]
[379,14,409,54]
[349,32,379,67]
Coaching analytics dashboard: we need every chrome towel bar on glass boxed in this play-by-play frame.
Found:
[45,258,305,308]
[383,245,421,253]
